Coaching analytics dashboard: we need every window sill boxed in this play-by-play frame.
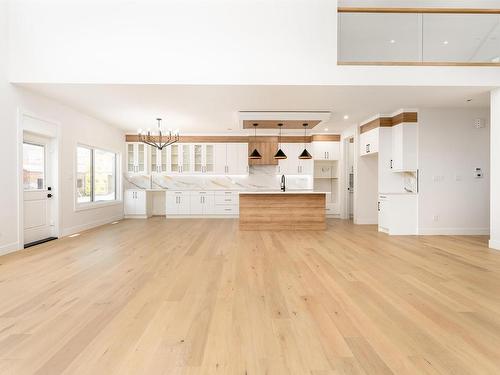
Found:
[74,200,123,212]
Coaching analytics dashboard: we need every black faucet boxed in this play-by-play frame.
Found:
[281,174,286,192]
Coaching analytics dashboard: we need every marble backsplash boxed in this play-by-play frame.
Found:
[124,165,313,191]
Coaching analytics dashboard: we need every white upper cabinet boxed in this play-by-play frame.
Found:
[312,141,340,160]
[192,144,215,173]
[214,143,248,175]
[391,123,417,171]
[126,142,149,174]
[169,144,192,173]
[359,128,379,156]
[278,143,314,175]
[150,147,169,173]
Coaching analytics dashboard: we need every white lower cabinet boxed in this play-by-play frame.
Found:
[378,194,417,235]
[124,190,152,218]
[166,190,239,217]
[166,191,190,216]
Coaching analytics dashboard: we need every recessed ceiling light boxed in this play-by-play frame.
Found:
[343,115,349,120]
[324,128,329,132]
[443,40,449,45]
[389,39,396,44]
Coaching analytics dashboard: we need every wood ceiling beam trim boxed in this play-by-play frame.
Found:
[360,112,418,134]
[126,134,341,143]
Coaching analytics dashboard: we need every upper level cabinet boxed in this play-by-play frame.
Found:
[359,128,379,156]
[126,142,148,174]
[215,143,248,175]
[169,144,192,173]
[391,123,417,171]
[312,141,340,161]
[150,147,169,173]
[192,144,215,173]
[278,143,313,175]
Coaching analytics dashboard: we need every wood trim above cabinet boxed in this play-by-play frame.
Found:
[125,135,249,143]
[126,134,341,143]
[337,7,500,14]
[360,111,417,133]
[310,134,341,142]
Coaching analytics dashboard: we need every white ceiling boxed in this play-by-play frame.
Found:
[17,84,491,135]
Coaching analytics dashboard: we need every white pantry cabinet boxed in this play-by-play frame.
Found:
[360,128,379,156]
[312,141,340,161]
[124,190,152,218]
[215,143,248,175]
[391,123,418,172]
[126,143,148,174]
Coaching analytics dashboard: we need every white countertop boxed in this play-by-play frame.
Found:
[239,190,329,195]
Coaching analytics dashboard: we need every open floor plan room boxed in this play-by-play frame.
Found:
[1,219,499,374]
[2,0,500,374]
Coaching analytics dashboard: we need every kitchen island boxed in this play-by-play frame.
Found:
[239,191,327,231]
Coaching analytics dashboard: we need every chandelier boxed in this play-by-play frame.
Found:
[138,118,179,150]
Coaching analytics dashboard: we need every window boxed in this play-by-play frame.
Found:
[23,142,45,190]
[76,145,118,206]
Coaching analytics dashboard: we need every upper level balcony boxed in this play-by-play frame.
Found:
[338,7,500,66]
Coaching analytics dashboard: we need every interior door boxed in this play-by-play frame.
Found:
[23,135,55,245]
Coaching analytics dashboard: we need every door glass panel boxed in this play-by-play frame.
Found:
[161,148,168,172]
[76,146,92,203]
[183,145,191,172]
[127,144,135,172]
[205,145,214,172]
[151,149,157,172]
[23,142,45,190]
[137,144,145,172]
[94,149,116,202]
[171,144,179,172]
[194,144,202,172]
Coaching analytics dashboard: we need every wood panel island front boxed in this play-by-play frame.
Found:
[239,191,326,231]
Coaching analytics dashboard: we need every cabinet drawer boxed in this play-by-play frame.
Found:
[166,190,187,196]
[215,195,239,205]
[214,191,238,197]
[214,205,239,215]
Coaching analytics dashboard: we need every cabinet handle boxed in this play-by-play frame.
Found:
[366,144,370,153]
[390,159,393,169]
[378,201,380,211]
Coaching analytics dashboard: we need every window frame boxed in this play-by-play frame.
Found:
[75,144,121,211]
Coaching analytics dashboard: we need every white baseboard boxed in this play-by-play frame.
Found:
[489,239,500,250]
[354,218,378,225]
[0,241,22,257]
[418,228,490,236]
[61,215,124,237]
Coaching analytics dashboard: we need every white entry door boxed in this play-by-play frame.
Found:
[23,134,55,245]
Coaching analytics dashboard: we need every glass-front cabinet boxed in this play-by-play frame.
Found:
[151,147,169,173]
[193,144,215,173]
[169,144,192,173]
[126,142,148,174]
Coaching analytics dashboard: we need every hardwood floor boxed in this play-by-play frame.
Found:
[1,218,499,374]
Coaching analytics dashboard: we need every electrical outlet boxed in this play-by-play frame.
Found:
[433,215,439,222]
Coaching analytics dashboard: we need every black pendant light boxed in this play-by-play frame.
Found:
[248,123,262,159]
[274,123,287,159]
[299,123,312,159]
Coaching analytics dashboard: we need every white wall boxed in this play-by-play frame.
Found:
[0,1,124,255]
[490,89,500,249]
[7,0,500,86]
[418,108,490,235]
[339,0,500,7]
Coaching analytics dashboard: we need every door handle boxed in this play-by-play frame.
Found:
[47,193,53,198]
